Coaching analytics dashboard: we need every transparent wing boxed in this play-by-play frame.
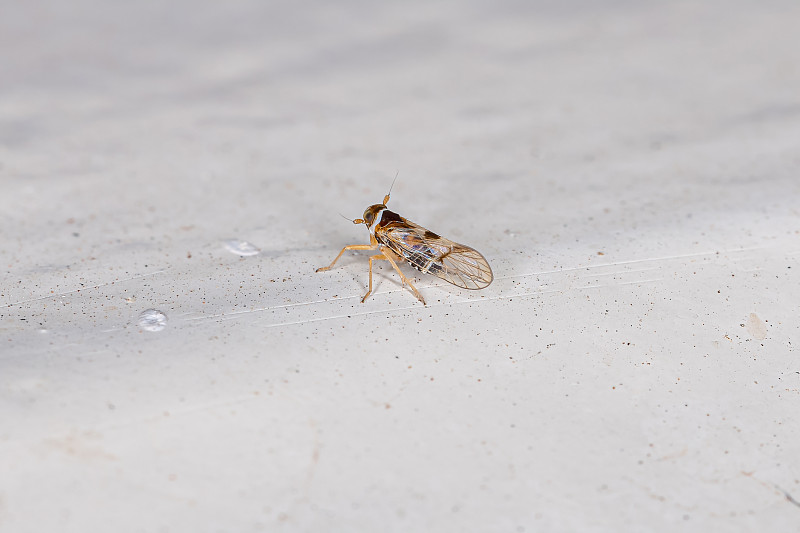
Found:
[378,219,493,290]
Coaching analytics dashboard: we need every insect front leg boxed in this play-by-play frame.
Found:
[362,253,390,303]
[316,244,378,272]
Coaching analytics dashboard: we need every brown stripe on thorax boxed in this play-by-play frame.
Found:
[376,209,404,228]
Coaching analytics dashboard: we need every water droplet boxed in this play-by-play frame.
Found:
[138,309,168,332]
[223,239,260,256]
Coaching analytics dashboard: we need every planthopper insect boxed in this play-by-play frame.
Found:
[316,178,493,305]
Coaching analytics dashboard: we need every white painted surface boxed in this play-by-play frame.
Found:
[2,1,799,531]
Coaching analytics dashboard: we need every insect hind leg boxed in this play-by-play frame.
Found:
[381,248,426,305]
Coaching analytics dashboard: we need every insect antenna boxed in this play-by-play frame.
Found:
[340,212,363,225]
[384,170,399,205]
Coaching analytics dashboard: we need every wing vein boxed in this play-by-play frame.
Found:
[376,215,493,289]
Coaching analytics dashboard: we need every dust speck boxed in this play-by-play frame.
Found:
[745,313,766,340]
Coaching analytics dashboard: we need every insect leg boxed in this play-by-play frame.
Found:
[381,247,426,305]
[316,244,378,272]
[361,253,390,303]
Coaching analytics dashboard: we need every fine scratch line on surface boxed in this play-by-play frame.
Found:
[188,287,566,329]
[498,246,767,281]
[261,304,425,329]
[257,288,567,329]
[2,270,168,308]
[615,278,665,286]
[575,279,666,289]
[742,471,800,510]
[183,293,363,322]
[774,484,800,510]
[185,269,567,323]
[580,267,660,277]
[182,245,768,328]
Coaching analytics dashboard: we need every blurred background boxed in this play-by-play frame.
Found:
[1,1,799,531]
